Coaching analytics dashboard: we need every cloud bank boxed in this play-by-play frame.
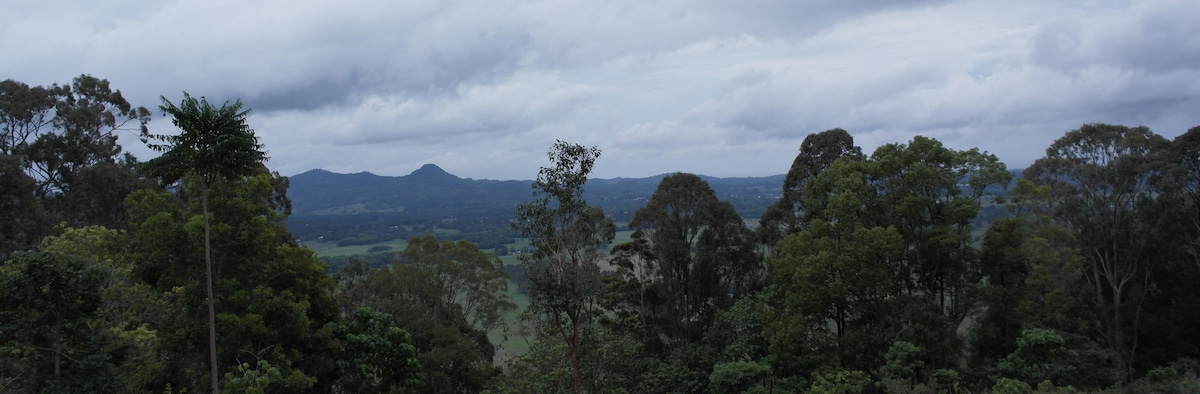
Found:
[4,0,1198,179]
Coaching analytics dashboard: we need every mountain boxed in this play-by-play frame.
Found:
[289,164,528,215]
[289,165,783,219]
[285,165,785,243]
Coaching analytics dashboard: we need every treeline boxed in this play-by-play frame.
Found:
[493,128,1200,393]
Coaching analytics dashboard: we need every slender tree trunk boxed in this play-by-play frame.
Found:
[570,255,583,394]
[54,317,62,384]
[571,316,582,394]
[203,189,219,394]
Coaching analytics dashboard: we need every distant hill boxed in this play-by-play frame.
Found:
[285,164,785,243]
[289,164,532,218]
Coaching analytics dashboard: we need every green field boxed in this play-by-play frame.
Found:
[490,279,532,360]
[302,238,409,257]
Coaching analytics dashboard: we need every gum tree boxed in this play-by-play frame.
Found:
[512,140,615,393]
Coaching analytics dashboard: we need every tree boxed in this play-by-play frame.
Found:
[974,182,1093,370]
[140,92,266,393]
[335,236,515,393]
[512,140,615,393]
[396,235,517,334]
[0,79,61,157]
[766,136,1009,375]
[627,172,758,351]
[1168,126,1200,268]
[24,76,151,199]
[765,156,906,373]
[757,128,863,248]
[0,75,153,235]
[125,170,343,392]
[0,153,48,258]
[1024,123,1172,377]
[0,251,111,392]
[327,307,422,393]
[1133,126,1200,371]
[38,226,169,391]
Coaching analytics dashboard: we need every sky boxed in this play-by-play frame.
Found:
[3,0,1199,180]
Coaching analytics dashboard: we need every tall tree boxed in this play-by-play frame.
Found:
[628,172,758,351]
[25,76,151,198]
[1169,126,1200,268]
[1024,123,1171,377]
[140,92,266,393]
[872,136,1009,367]
[0,75,152,233]
[0,79,64,158]
[758,128,863,248]
[512,140,615,393]
[767,136,1009,375]
[1134,126,1200,370]
[766,156,906,374]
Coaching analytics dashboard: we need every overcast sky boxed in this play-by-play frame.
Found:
[4,0,1198,180]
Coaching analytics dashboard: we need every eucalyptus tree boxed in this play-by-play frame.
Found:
[140,92,265,393]
[1169,126,1200,268]
[758,128,863,248]
[1024,124,1172,377]
[0,75,152,232]
[628,172,757,351]
[512,140,615,393]
[767,136,1009,373]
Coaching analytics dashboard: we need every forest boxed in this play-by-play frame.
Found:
[2,75,1200,393]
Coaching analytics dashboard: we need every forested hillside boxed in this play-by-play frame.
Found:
[3,76,1200,393]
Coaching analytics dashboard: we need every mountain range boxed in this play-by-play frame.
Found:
[289,163,784,220]
[285,164,785,243]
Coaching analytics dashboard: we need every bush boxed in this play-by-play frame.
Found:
[1123,358,1200,394]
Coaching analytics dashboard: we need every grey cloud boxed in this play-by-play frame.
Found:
[5,0,1198,180]
[1029,19,1084,72]
[1098,2,1200,73]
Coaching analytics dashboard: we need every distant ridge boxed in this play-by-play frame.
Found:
[288,165,786,222]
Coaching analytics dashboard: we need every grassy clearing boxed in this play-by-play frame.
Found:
[302,239,408,257]
[490,280,532,358]
[611,229,634,246]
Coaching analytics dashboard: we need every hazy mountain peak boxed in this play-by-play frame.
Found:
[407,163,460,183]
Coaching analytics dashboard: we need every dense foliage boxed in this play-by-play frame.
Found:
[3,75,1200,393]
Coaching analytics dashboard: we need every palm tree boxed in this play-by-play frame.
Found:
[141,92,265,393]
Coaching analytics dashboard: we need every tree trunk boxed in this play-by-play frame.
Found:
[571,316,582,394]
[54,317,62,384]
[203,189,219,394]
